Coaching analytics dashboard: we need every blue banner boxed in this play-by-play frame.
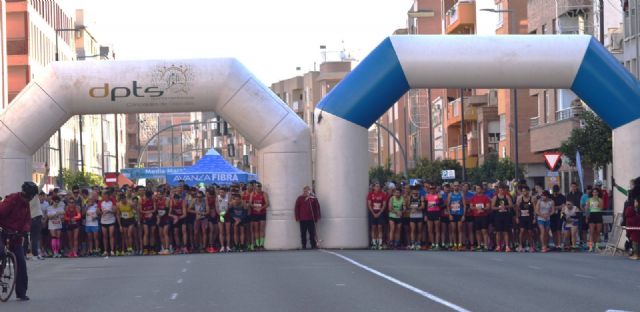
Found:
[121,167,187,180]
[166,172,256,186]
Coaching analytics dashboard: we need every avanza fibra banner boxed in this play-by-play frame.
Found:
[166,172,257,186]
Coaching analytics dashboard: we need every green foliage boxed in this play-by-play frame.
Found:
[467,154,524,185]
[62,169,103,190]
[559,110,612,169]
[369,159,402,185]
[408,158,463,185]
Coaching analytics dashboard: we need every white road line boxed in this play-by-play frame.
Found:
[181,268,187,273]
[491,258,504,262]
[527,265,542,270]
[324,250,471,312]
[574,274,596,279]
[177,278,183,284]
[186,260,191,264]
[170,293,178,300]
[606,309,633,312]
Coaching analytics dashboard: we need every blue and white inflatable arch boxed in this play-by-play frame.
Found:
[315,35,640,248]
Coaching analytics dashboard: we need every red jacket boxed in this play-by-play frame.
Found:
[295,195,321,222]
[624,205,640,242]
[0,193,32,233]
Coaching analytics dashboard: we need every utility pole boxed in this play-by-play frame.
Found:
[599,0,605,44]
[460,89,467,182]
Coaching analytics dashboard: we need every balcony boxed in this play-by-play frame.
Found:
[446,0,476,34]
[446,97,478,127]
[448,146,479,168]
[529,108,583,153]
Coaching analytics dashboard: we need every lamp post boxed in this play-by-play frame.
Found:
[375,122,409,179]
[55,26,85,184]
[480,6,520,180]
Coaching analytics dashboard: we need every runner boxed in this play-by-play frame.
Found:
[98,190,118,257]
[462,183,475,250]
[190,190,210,253]
[447,182,466,251]
[117,194,136,256]
[492,184,514,252]
[440,183,451,249]
[586,188,604,252]
[64,196,81,257]
[84,192,101,256]
[566,182,584,248]
[217,187,231,252]
[535,190,554,252]
[242,183,256,251]
[156,192,172,255]
[39,192,51,257]
[425,185,443,250]
[170,191,188,254]
[515,186,536,252]
[206,188,219,253]
[470,185,491,251]
[367,183,387,250]
[140,190,157,255]
[250,183,269,251]
[228,193,248,251]
[387,188,405,249]
[562,201,580,251]
[549,185,566,250]
[407,187,424,250]
[46,196,64,258]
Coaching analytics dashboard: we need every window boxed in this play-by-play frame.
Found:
[453,101,459,117]
[496,3,504,27]
[543,90,549,123]
[499,114,506,141]
[542,24,547,34]
[488,120,500,154]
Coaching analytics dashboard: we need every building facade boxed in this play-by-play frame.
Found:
[4,1,124,188]
[623,0,640,79]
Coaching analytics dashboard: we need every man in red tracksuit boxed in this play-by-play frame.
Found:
[0,182,39,301]
[294,186,321,249]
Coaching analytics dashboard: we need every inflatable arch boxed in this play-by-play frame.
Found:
[0,59,311,250]
[315,35,640,248]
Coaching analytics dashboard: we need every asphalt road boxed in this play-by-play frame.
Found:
[1,250,638,312]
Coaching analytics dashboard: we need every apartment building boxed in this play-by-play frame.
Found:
[527,0,623,190]
[623,0,640,78]
[5,0,124,187]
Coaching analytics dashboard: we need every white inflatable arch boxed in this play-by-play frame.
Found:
[315,35,640,248]
[0,59,311,250]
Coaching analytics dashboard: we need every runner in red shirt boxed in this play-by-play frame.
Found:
[140,190,157,255]
[367,183,387,249]
[470,185,491,251]
[250,183,270,251]
[242,183,255,250]
[206,188,219,253]
[424,185,443,249]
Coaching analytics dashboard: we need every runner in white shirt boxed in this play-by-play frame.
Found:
[84,193,101,256]
[217,188,231,252]
[47,196,65,258]
[99,190,118,257]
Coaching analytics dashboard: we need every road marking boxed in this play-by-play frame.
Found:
[336,283,345,287]
[186,260,191,264]
[574,274,596,280]
[170,293,178,300]
[181,268,187,273]
[606,310,633,312]
[528,265,541,270]
[135,296,142,299]
[491,258,504,262]
[324,250,471,312]
[177,278,183,284]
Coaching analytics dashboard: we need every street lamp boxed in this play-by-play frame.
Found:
[54,26,85,184]
[480,7,520,180]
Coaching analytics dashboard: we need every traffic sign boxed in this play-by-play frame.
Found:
[544,152,562,171]
[441,170,456,180]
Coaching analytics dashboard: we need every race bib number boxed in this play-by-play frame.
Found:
[451,202,461,212]
[520,210,530,217]
[253,203,263,209]
[52,219,61,225]
[158,210,166,217]
[373,203,382,211]
[476,203,485,209]
[88,211,97,219]
[122,212,131,219]
[410,203,419,209]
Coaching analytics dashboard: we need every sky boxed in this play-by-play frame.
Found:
[72,0,415,85]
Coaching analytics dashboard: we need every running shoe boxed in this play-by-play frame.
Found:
[495,246,502,252]
[102,252,108,257]
[505,246,512,252]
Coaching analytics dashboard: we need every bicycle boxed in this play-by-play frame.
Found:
[0,227,25,302]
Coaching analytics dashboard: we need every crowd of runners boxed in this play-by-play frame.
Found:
[19,180,270,258]
[367,180,614,253]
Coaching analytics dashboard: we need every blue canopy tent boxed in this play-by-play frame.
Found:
[166,149,257,186]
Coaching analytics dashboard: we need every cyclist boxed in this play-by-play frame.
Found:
[0,181,39,301]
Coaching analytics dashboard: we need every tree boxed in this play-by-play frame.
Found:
[467,154,525,185]
[409,158,462,185]
[62,169,103,190]
[368,159,401,185]
[559,110,612,169]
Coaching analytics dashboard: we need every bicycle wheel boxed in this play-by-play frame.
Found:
[0,252,17,302]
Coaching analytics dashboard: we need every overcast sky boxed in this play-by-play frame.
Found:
[74,0,415,85]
